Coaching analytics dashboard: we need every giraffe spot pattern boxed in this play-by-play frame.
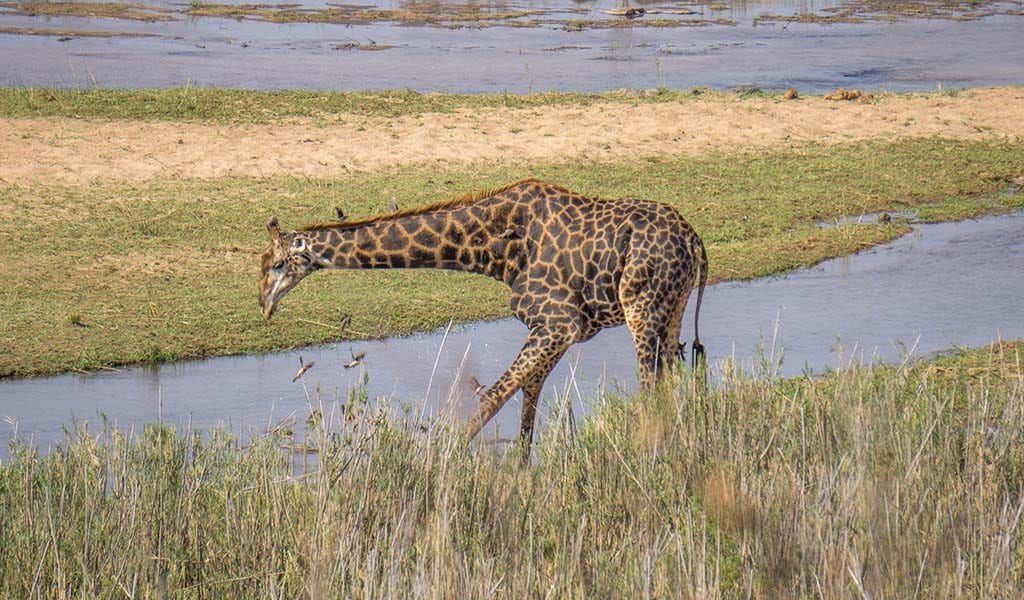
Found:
[258,179,708,459]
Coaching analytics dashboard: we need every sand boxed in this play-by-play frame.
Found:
[1,87,1022,185]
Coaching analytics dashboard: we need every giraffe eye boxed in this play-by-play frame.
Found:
[272,260,285,270]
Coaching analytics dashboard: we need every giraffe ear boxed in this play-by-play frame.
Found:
[267,216,281,242]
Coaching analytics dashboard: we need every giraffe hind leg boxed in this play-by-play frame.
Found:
[664,291,693,374]
[624,284,695,389]
[661,293,689,369]
[624,305,674,390]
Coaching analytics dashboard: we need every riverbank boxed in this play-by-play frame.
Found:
[0,87,1022,378]
[1,339,1021,596]
[3,87,1024,184]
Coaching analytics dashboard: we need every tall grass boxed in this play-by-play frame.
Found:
[1,344,1022,597]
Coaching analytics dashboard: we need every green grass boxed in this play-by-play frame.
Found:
[0,86,717,123]
[1,340,1021,597]
[0,137,1021,378]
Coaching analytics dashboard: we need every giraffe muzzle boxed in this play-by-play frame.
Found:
[260,277,293,321]
[259,294,277,321]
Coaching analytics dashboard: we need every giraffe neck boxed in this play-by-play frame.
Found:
[304,204,525,283]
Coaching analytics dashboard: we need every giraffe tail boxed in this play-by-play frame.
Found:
[691,240,708,371]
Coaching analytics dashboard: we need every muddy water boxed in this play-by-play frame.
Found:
[2,212,1022,453]
[1,1,1023,92]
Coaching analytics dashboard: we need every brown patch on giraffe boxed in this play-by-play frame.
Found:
[2,87,1023,185]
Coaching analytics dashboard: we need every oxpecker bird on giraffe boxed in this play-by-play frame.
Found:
[258,179,708,456]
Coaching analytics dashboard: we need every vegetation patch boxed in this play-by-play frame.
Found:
[756,0,1017,24]
[0,1,174,21]
[0,0,741,30]
[0,86,708,122]
[1,339,1021,596]
[182,2,737,29]
[0,137,1021,378]
[562,16,735,31]
[333,41,394,51]
[1,0,1019,30]
[183,2,554,28]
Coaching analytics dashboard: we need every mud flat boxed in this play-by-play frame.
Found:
[1,0,1023,91]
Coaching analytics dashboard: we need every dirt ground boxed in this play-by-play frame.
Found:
[1,87,1022,185]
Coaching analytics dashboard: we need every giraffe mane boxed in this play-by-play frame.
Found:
[297,178,568,231]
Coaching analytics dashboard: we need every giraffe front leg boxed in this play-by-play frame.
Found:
[519,375,542,450]
[516,347,569,464]
[465,328,575,440]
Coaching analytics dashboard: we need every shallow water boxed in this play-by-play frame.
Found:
[1,1,1023,92]
[3,211,1023,453]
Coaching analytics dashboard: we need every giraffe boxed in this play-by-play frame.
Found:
[258,179,708,452]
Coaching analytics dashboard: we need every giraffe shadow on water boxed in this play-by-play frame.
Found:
[258,179,708,460]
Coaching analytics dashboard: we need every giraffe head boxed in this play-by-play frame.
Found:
[259,216,317,321]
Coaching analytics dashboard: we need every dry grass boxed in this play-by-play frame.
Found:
[1,340,1021,597]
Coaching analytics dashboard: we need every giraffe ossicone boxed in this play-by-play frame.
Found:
[258,178,708,456]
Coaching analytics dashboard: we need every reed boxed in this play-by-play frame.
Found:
[1,341,1022,598]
